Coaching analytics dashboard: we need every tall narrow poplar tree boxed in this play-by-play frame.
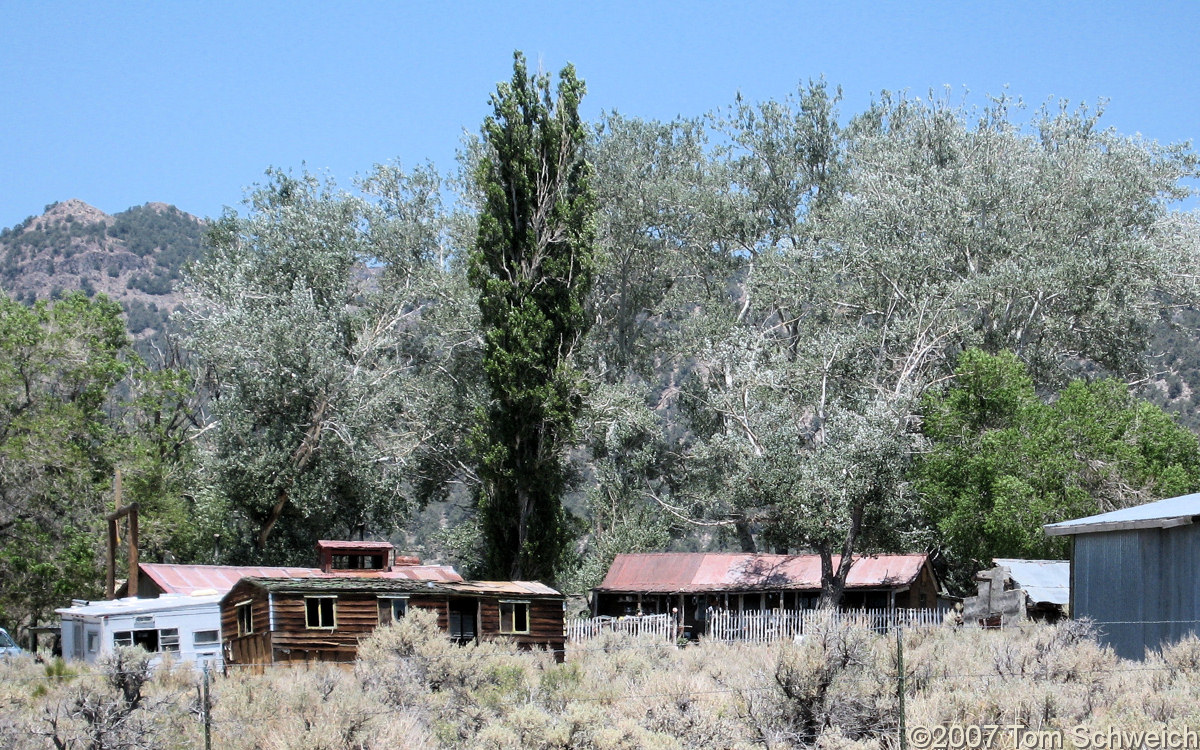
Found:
[469,52,596,581]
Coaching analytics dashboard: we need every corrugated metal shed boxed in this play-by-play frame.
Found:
[1044,492,1200,536]
[1045,492,1200,659]
[595,553,929,593]
[993,559,1069,606]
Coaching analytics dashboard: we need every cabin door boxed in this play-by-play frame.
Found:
[448,598,477,644]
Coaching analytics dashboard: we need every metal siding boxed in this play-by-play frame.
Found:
[1074,525,1200,659]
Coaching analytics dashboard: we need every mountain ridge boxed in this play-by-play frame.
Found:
[0,199,206,351]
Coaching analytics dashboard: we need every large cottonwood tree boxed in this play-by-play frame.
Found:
[588,85,1200,603]
[185,166,475,564]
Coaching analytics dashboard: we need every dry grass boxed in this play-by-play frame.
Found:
[4,612,1199,749]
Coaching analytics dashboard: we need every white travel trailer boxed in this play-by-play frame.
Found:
[57,593,223,669]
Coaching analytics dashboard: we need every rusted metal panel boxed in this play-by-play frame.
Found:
[141,564,321,596]
[444,580,562,597]
[595,553,929,593]
[315,540,396,551]
[139,561,464,597]
[378,566,463,583]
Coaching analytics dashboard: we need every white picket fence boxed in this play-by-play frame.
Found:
[566,608,944,644]
[565,613,677,642]
[706,607,944,643]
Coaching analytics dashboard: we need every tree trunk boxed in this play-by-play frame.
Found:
[735,518,757,553]
[817,500,864,608]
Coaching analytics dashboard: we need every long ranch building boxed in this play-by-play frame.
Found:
[592,552,940,635]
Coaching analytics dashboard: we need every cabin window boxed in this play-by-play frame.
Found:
[194,630,220,647]
[114,631,133,647]
[86,632,99,653]
[378,596,408,625]
[236,601,254,637]
[305,596,337,629]
[499,600,530,634]
[330,553,383,570]
[448,599,477,643]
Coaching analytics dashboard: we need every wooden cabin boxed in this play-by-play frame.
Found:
[220,577,565,668]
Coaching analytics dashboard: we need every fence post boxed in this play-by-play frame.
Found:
[897,627,907,750]
[203,661,212,750]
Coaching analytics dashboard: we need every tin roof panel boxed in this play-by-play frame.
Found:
[140,562,464,595]
[993,559,1070,606]
[1044,492,1200,536]
[595,553,929,593]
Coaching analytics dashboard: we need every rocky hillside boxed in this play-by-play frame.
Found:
[0,199,205,349]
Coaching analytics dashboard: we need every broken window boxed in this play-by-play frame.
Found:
[159,629,180,652]
[305,596,336,629]
[112,628,179,653]
[236,601,253,637]
[448,599,477,643]
[499,600,530,634]
[377,596,408,625]
[330,553,383,570]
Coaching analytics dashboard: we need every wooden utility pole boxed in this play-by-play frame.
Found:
[105,471,140,599]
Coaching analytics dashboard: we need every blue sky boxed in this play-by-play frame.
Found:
[2,1,1198,226]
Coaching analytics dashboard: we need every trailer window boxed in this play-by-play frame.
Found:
[159,629,180,652]
[114,631,133,647]
[193,630,220,646]
[305,597,336,629]
[499,601,530,634]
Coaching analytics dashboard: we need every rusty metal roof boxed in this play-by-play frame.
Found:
[443,580,562,597]
[140,562,463,596]
[229,577,561,599]
[374,565,463,583]
[315,540,396,551]
[140,564,321,595]
[594,553,930,593]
